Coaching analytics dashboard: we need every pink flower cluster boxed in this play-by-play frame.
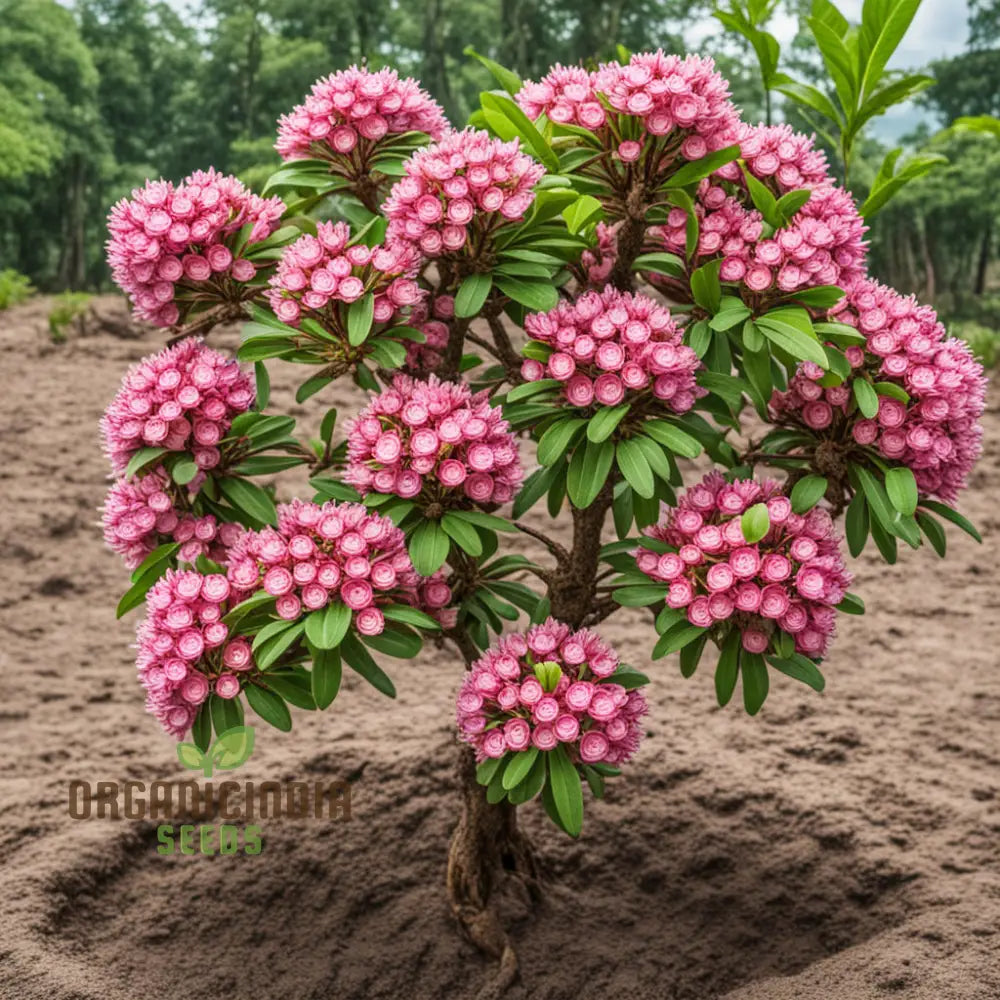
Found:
[225,499,452,633]
[659,182,867,297]
[265,220,423,328]
[276,66,448,162]
[595,52,738,158]
[107,168,284,326]
[102,468,243,570]
[136,569,254,738]
[516,64,608,129]
[521,287,703,412]
[343,375,523,504]
[456,619,647,766]
[715,122,831,193]
[771,280,987,503]
[100,339,255,474]
[403,294,454,373]
[516,53,738,163]
[639,473,852,658]
[383,129,545,256]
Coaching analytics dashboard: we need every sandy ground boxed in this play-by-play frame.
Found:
[0,295,998,1000]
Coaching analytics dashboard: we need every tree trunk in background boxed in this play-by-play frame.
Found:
[918,222,936,303]
[500,0,532,77]
[422,0,459,124]
[56,156,86,292]
[975,220,992,296]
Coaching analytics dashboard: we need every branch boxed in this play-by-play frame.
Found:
[485,314,523,378]
[513,521,569,564]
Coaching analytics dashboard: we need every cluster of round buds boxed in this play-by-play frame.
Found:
[521,287,703,412]
[101,468,243,570]
[100,339,254,475]
[276,66,448,162]
[383,129,545,257]
[225,499,451,633]
[107,168,284,327]
[265,220,423,328]
[594,52,739,159]
[573,222,619,289]
[638,472,852,658]
[715,122,831,193]
[771,280,987,503]
[136,569,256,738]
[659,182,868,298]
[456,619,647,765]
[402,294,454,373]
[516,64,608,129]
[342,375,523,505]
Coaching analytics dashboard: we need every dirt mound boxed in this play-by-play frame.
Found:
[1,296,998,1000]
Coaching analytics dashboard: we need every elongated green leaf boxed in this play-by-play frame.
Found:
[845,490,869,557]
[586,404,630,444]
[791,475,828,514]
[853,378,879,418]
[538,417,587,465]
[408,519,451,575]
[309,645,342,710]
[715,630,741,707]
[441,512,484,556]
[616,438,655,499]
[643,419,702,458]
[245,684,293,731]
[502,748,539,790]
[347,293,375,346]
[496,277,559,312]
[454,273,493,318]
[340,633,396,697]
[884,466,918,517]
[362,623,422,658]
[919,500,982,543]
[547,744,584,837]
[216,476,277,526]
[664,144,741,188]
[741,653,769,715]
[757,312,827,367]
[767,654,825,693]
[566,437,614,508]
[464,45,522,94]
[480,92,559,172]
[305,602,352,650]
[916,511,946,557]
[124,446,167,480]
[741,502,770,543]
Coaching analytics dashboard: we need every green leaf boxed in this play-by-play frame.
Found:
[616,438,655,499]
[124,446,167,480]
[632,252,684,278]
[664,144,741,188]
[562,194,603,234]
[441,512,484,556]
[884,466,917,517]
[643,420,702,458]
[308,645,342,710]
[480,92,559,172]
[505,378,561,403]
[382,604,442,631]
[547,744,584,837]
[614,584,669,608]
[790,475,828,514]
[853,378,879,418]
[116,560,172,618]
[586,404,630,444]
[916,511,946,557]
[690,258,722,314]
[860,151,947,219]
[742,163,780,226]
[216,476,277,526]
[169,456,198,485]
[210,725,255,770]
[740,502,770,543]
[853,464,896,536]
[304,602,352,650]
[464,46,522,95]
[346,293,375,346]
[510,752,547,804]
[859,0,922,102]
[776,189,812,225]
[130,541,181,584]
[454,273,493,318]
[502,748,539,790]
[451,509,517,532]
[566,437,614,508]
[408,519,451,575]
[767,654,825,693]
[537,417,587,465]
[653,621,708,658]
[210,693,242,738]
[245,684,292,731]
[715,630,741,707]
[679,632,708,678]
[757,309,827,367]
[363,623,422,659]
[919,500,982,543]
[845,490,869,557]
[496,277,559,312]
[340,633,396,698]
[874,381,910,403]
[476,755,506,786]
[191,704,212,752]
[254,361,271,409]
[836,592,865,615]
[773,77,843,126]
[253,620,305,671]
[741,653,769,715]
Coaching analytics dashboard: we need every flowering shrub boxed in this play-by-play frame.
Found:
[99,3,983,912]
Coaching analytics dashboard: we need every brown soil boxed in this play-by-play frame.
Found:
[1,296,998,1000]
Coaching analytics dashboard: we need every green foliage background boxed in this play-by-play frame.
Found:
[1,0,998,337]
